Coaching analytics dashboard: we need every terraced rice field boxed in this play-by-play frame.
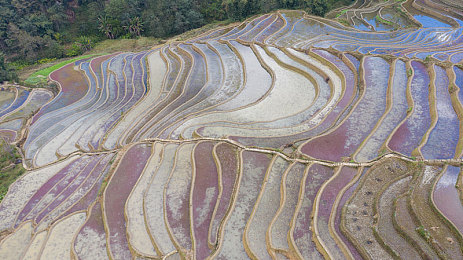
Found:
[1,0,463,258]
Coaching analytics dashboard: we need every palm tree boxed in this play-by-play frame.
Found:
[124,17,144,37]
[98,16,115,39]
[77,36,93,51]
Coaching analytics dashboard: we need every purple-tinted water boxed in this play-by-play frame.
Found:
[104,143,152,259]
[240,14,277,42]
[74,201,108,259]
[222,15,270,40]
[293,164,332,258]
[0,89,29,117]
[91,54,115,89]
[433,166,463,234]
[332,168,366,259]
[453,66,463,106]
[33,63,89,123]
[255,16,285,43]
[302,57,389,161]
[192,142,219,259]
[163,47,181,92]
[25,157,101,224]
[316,167,358,259]
[165,143,195,252]
[208,142,239,246]
[15,156,91,226]
[214,150,270,259]
[451,52,463,64]
[389,61,432,156]
[0,89,16,113]
[64,153,114,215]
[421,66,459,159]
[37,154,114,227]
[34,155,104,224]
[345,54,360,70]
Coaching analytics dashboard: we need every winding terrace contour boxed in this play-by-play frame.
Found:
[1,0,463,259]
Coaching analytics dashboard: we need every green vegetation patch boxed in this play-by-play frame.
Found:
[24,54,100,86]
[336,9,348,18]
[415,225,431,242]
[376,15,396,27]
[89,37,160,54]
[0,139,26,202]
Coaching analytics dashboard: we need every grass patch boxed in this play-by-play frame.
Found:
[24,54,100,86]
[378,148,388,156]
[375,15,397,28]
[172,19,235,42]
[89,37,161,54]
[424,55,433,63]
[338,19,350,26]
[0,139,26,202]
[407,68,413,77]
[416,225,431,242]
[336,9,348,18]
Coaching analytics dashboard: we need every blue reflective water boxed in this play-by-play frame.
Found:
[454,66,463,104]
[354,22,371,31]
[414,15,451,28]
[364,16,394,31]
[451,18,463,27]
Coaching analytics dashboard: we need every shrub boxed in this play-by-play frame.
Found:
[407,68,412,77]
[336,10,348,18]
[66,42,84,57]
[0,52,18,83]
[416,225,431,242]
[41,39,66,59]
[38,58,57,64]
[77,36,94,52]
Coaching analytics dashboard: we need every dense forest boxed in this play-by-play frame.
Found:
[0,0,352,83]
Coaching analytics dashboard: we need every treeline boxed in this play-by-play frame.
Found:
[0,0,352,83]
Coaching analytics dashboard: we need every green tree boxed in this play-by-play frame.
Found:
[77,36,94,51]
[124,17,144,37]
[5,23,47,61]
[0,52,18,83]
[47,2,68,32]
[310,0,328,16]
[98,16,115,39]
[200,0,225,22]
